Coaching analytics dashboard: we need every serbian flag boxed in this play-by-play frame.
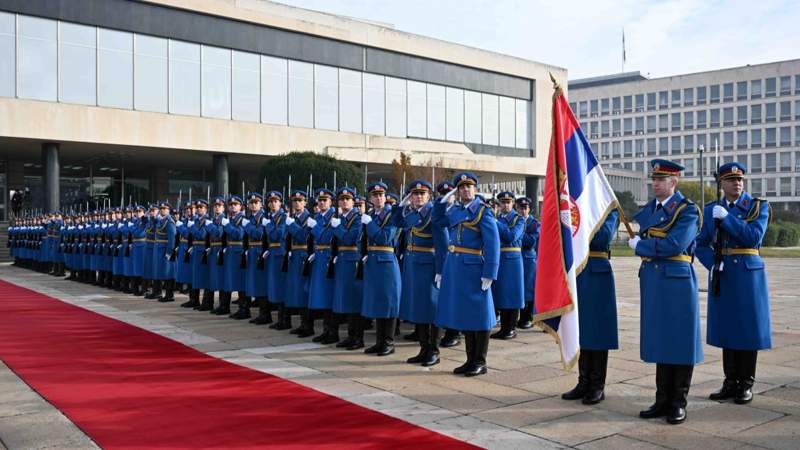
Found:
[534,79,618,370]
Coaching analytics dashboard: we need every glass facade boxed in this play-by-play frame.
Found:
[0,12,533,152]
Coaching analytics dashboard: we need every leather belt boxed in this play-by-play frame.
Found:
[368,246,394,252]
[448,245,482,256]
[227,241,243,246]
[721,248,759,256]
[269,243,281,248]
[291,245,307,250]
[339,246,358,251]
[641,255,692,263]
[589,251,609,259]
[315,245,331,251]
[407,244,435,253]
[133,238,146,242]
[500,247,521,252]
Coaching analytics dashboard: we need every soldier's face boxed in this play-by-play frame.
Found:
[516,205,530,217]
[338,197,353,212]
[159,207,169,217]
[292,199,306,212]
[268,199,281,212]
[410,190,429,207]
[249,200,261,213]
[458,184,476,202]
[370,192,386,209]
[229,202,242,214]
[651,176,676,200]
[197,205,207,216]
[722,178,743,199]
[213,203,224,215]
[135,210,144,218]
[317,198,332,211]
[499,199,513,213]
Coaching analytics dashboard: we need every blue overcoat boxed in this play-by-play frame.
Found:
[266,211,288,303]
[361,205,402,319]
[222,213,247,292]
[175,220,192,284]
[332,210,363,314]
[189,215,209,290]
[143,220,156,280]
[492,210,525,309]
[206,215,226,291]
[285,211,311,309]
[521,216,539,303]
[396,203,441,324]
[244,210,267,297]
[130,218,146,277]
[152,216,176,280]
[308,208,336,310]
[577,210,619,350]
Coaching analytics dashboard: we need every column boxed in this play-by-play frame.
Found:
[42,142,60,212]
[525,175,539,216]
[213,154,229,197]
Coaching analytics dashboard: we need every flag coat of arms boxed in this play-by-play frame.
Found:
[534,76,619,369]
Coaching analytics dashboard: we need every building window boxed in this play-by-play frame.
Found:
[765,77,776,97]
[723,107,733,127]
[780,126,791,147]
[624,140,632,157]
[498,95,515,147]
[766,178,776,197]
[737,130,748,149]
[796,75,800,94]
[612,141,621,158]
[685,158,695,176]
[446,86,464,142]
[684,111,694,130]
[751,154,762,173]
[646,115,656,133]
[751,104,762,124]
[797,177,800,196]
[601,98,610,115]
[658,114,668,132]
[736,105,747,125]
[696,110,707,128]
[780,76,791,95]
[134,34,168,113]
[288,59,314,128]
[646,92,656,111]
[751,79,762,99]
[779,101,791,121]
[658,137,668,156]
[481,93,499,146]
[722,82,733,102]
[313,64,338,130]
[229,51,260,123]
[683,87,694,106]
[464,90,481,144]
[751,178,762,196]
[362,73,386,136]
[589,121,598,137]
[659,91,668,109]
[635,139,644,157]
[796,151,800,171]
[578,101,588,118]
[59,22,97,106]
[635,116,644,134]
[428,83,448,141]
[601,120,609,137]
[514,99,532,149]
[671,89,681,107]
[697,133,707,152]
[671,136,682,154]
[590,99,599,116]
[623,117,632,136]
[684,135,694,153]
[261,55,288,126]
[696,86,707,104]
[766,153,777,172]
[710,132,720,149]
[647,138,656,156]
[723,131,733,150]
[612,97,621,114]
[600,142,609,159]
[612,119,621,136]
[635,94,644,112]
[623,95,632,113]
[736,81,748,101]
[751,129,762,148]
[780,178,792,196]
[98,28,133,109]
[780,152,792,172]
[765,103,776,123]
[168,40,201,117]
[710,84,720,103]
[0,12,13,98]
[339,69,363,134]
[765,128,776,148]
[201,45,232,120]
[710,109,720,127]
[796,100,800,120]
[797,126,800,146]
[671,112,681,131]
[18,15,58,101]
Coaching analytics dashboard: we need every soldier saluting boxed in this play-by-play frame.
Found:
[629,159,702,425]
[696,162,771,405]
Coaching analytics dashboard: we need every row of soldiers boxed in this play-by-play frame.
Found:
[8,160,772,426]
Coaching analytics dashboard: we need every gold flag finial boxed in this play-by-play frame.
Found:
[549,72,563,98]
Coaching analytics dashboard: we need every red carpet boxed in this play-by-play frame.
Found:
[0,279,478,449]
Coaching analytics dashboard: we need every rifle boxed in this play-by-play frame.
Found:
[201,219,210,265]
[281,212,292,272]
[184,223,194,263]
[170,226,179,262]
[711,165,724,297]
[217,217,227,266]
[257,215,268,270]
[355,221,368,280]
[326,211,339,279]
[125,225,133,257]
[240,217,249,269]
[395,228,406,273]
[301,215,314,277]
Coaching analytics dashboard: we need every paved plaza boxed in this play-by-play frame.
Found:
[0,257,798,449]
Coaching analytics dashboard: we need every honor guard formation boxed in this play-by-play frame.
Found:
[7,163,772,425]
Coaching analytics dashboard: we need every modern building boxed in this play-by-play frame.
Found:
[0,0,566,220]
[568,59,800,209]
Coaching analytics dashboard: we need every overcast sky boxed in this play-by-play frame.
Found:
[275,0,799,80]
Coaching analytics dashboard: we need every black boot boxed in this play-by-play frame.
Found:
[422,326,441,367]
[491,310,518,340]
[666,365,693,424]
[375,318,396,356]
[453,332,475,374]
[212,292,232,315]
[735,350,757,404]
[106,272,115,289]
[230,294,252,320]
[440,328,461,348]
[562,351,592,400]
[249,297,270,324]
[320,311,340,345]
[364,317,384,354]
[640,364,671,419]
[270,304,293,330]
[197,290,215,311]
[296,308,315,338]
[583,350,608,405]
[404,324,421,342]
[346,315,365,350]
[181,288,200,308]
[145,280,160,299]
[407,324,429,364]
[710,348,738,401]
[465,331,489,376]
[337,314,359,349]
[158,280,175,302]
[121,276,131,293]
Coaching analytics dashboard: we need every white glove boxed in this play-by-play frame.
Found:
[187,247,193,254]
[330,217,341,228]
[435,273,442,289]
[333,256,338,264]
[241,218,250,227]
[261,218,269,226]
[400,192,413,207]
[712,205,728,220]
[127,222,133,227]
[176,221,184,227]
[308,253,316,262]
[205,219,212,226]
[285,217,295,226]
[480,277,493,291]
[79,225,84,230]
[165,253,171,260]
[188,221,194,227]
[628,236,641,250]
[306,218,317,228]
[361,214,373,225]
[262,250,270,258]
[101,224,107,229]
[439,188,456,203]
[362,255,368,263]
[221,218,230,226]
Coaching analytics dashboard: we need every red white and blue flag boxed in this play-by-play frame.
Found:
[534,80,618,370]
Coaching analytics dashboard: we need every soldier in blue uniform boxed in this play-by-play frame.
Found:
[143,204,159,298]
[330,186,364,349]
[562,209,619,405]
[491,192,525,340]
[630,159,702,425]
[397,181,444,366]
[175,202,194,302]
[242,193,269,322]
[433,172,500,377]
[101,211,115,288]
[361,182,402,356]
[111,209,126,290]
[153,201,177,302]
[121,207,135,293]
[514,197,539,329]
[696,162,771,405]
[223,196,250,318]
[128,205,147,296]
[306,188,337,342]
[285,190,314,337]
[205,197,228,314]
[190,199,214,311]
[433,181,461,348]
[265,191,292,329]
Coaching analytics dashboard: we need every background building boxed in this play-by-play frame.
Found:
[0,0,566,220]
[568,59,800,210]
